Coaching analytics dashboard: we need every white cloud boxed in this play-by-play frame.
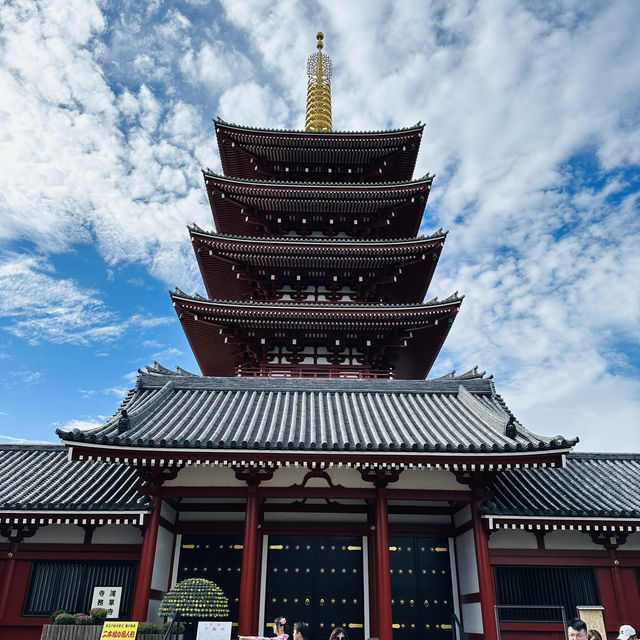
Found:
[0,253,172,346]
[57,418,103,431]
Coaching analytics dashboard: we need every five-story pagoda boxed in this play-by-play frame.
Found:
[171,33,462,380]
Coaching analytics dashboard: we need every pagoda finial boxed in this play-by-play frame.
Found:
[305,32,332,132]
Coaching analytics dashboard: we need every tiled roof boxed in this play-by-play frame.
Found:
[214,118,425,137]
[0,445,150,512]
[482,453,640,518]
[57,368,575,455]
[187,224,447,246]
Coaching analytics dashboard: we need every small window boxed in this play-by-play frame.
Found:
[494,566,600,622]
[23,561,135,617]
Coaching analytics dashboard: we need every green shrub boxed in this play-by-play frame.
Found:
[138,621,160,634]
[163,620,186,633]
[74,613,93,625]
[54,613,76,625]
[50,608,68,622]
[89,607,108,623]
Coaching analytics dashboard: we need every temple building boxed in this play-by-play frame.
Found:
[1,33,640,640]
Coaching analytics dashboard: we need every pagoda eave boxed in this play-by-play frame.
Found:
[214,119,424,183]
[190,228,445,302]
[171,292,460,379]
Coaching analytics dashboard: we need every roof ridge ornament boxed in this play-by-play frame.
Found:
[305,32,332,132]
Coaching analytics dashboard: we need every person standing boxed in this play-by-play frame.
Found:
[329,628,349,640]
[618,625,637,640]
[568,618,588,640]
[293,621,310,640]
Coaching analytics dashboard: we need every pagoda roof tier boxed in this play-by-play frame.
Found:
[170,289,462,379]
[214,118,424,183]
[58,365,576,464]
[203,171,433,238]
[189,226,446,303]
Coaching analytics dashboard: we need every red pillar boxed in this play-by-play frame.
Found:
[375,485,393,640]
[132,494,162,621]
[471,496,497,640]
[609,550,627,624]
[0,541,18,618]
[238,485,259,636]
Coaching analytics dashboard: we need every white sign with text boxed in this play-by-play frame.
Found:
[196,621,232,640]
[91,586,122,619]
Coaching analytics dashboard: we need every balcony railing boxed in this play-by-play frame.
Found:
[236,365,395,379]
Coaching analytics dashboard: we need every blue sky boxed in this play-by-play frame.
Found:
[0,0,639,451]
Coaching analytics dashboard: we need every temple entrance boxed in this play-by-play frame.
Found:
[178,534,244,628]
[177,533,454,640]
[389,537,454,640]
[263,535,365,640]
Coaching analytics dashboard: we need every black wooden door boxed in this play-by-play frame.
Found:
[178,534,244,628]
[264,535,364,640]
[389,537,454,640]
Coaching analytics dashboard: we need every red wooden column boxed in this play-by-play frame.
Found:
[0,525,38,618]
[132,467,177,621]
[0,540,18,618]
[236,468,272,636]
[238,484,260,635]
[590,532,629,626]
[375,484,393,640]
[360,468,399,640]
[471,493,498,640]
[132,493,162,620]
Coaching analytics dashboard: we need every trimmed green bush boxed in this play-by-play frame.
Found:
[54,612,76,625]
[50,608,68,622]
[89,607,108,623]
[138,621,161,634]
[163,620,186,633]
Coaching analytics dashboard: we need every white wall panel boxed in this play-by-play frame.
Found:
[26,524,84,544]
[461,602,483,634]
[455,529,479,595]
[544,530,601,550]
[92,524,143,544]
[489,528,537,549]
[151,525,175,591]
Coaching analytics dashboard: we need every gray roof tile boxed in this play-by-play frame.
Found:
[0,445,150,512]
[57,370,575,454]
[483,453,640,518]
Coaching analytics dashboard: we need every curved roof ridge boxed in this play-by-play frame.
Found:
[188,225,447,243]
[214,117,425,136]
[170,288,464,308]
[433,366,490,380]
[202,169,434,189]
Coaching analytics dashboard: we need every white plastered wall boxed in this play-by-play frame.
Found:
[625,532,640,550]
[544,530,602,550]
[92,524,143,544]
[24,524,84,544]
[453,506,483,635]
[488,528,538,549]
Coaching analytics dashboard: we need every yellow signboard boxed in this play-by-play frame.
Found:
[100,621,139,639]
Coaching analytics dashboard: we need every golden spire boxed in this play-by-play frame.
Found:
[305,32,332,132]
